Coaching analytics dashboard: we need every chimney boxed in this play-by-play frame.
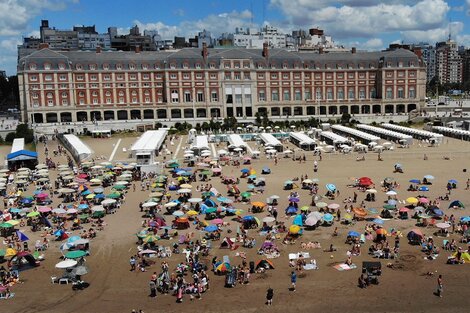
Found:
[135,45,141,53]
[202,42,208,61]
[96,46,102,54]
[262,42,269,58]
[38,43,49,50]
[351,47,356,54]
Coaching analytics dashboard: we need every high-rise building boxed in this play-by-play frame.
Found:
[462,48,470,88]
[435,39,463,85]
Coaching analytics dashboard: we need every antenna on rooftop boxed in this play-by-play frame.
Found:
[262,0,266,26]
[250,0,254,27]
[448,18,452,41]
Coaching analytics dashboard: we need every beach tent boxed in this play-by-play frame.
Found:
[407,229,424,244]
[453,252,470,262]
[220,237,235,249]
[8,251,40,270]
[255,259,275,270]
[449,200,465,209]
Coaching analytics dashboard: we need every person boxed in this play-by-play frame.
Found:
[436,275,443,297]
[290,271,297,291]
[130,255,136,271]
[149,279,157,298]
[266,287,274,305]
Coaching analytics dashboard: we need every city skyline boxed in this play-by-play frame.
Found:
[2,0,470,75]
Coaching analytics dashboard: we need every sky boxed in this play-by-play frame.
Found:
[1,0,470,76]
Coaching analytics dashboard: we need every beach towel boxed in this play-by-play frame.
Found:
[333,263,357,271]
[303,264,318,270]
[288,252,310,260]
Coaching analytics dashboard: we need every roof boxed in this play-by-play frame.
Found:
[18,47,422,71]
[131,129,168,152]
[7,149,38,160]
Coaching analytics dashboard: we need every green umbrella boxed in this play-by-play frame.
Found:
[241,192,252,198]
[155,177,167,183]
[0,222,13,228]
[205,207,217,214]
[202,192,213,197]
[168,163,179,168]
[79,214,90,219]
[201,170,211,175]
[27,211,40,218]
[383,204,396,210]
[107,192,121,199]
[0,249,5,256]
[65,250,87,259]
[143,234,160,243]
[112,185,126,190]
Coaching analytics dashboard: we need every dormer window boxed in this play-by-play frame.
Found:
[209,63,216,69]
[76,64,83,70]
[183,63,189,69]
[116,64,122,70]
[103,63,109,70]
[44,63,51,70]
[89,64,96,70]
[170,63,176,69]
[195,63,201,69]
[282,63,288,69]
[154,63,161,70]
[29,64,37,70]
[129,63,136,70]
[142,63,148,70]
[58,63,65,70]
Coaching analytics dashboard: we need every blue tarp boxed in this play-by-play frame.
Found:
[293,214,303,226]
[7,149,38,161]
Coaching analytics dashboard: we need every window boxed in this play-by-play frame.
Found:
[294,74,301,79]
[295,89,301,101]
[183,73,190,80]
[210,74,217,79]
[48,100,53,106]
[305,89,311,100]
[348,73,354,79]
[225,73,231,80]
[184,91,192,102]
[244,72,250,80]
[93,98,99,104]
[32,93,39,99]
[398,71,404,78]
[105,91,111,96]
[142,74,149,80]
[145,97,150,103]
[46,92,53,99]
[337,88,344,100]
[104,74,110,81]
[129,74,137,80]
[132,97,137,103]
[118,90,125,96]
[283,90,290,101]
[89,64,96,70]
[386,87,393,99]
[316,88,322,100]
[259,90,266,102]
[245,94,251,104]
[327,88,333,100]
[103,64,109,70]
[116,64,122,70]
[386,72,393,78]
[397,87,404,99]
[211,91,218,102]
[234,73,241,80]
[90,75,97,81]
[129,64,136,70]
[234,62,240,68]
[337,73,343,79]
[235,94,242,104]
[155,74,163,79]
[92,91,99,97]
[272,90,279,101]
[226,95,233,104]
[370,88,376,99]
[283,73,289,79]
[409,87,416,98]
[106,98,112,104]
[44,63,51,70]
[224,62,230,69]
[243,62,249,68]
[210,63,215,69]
[271,73,278,79]
[58,63,65,70]
[326,74,332,79]
[119,97,124,104]
[61,92,68,98]
[29,64,37,70]
[348,88,355,99]
[79,99,84,105]
[170,63,176,69]
[170,74,177,79]
[30,75,38,81]
[197,92,204,102]
[196,73,203,79]
[142,64,148,70]
[359,88,365,99]
[44,75,52,81]
[171,90,179,103]
[359,73,365,79]
[195,63,201,69]
[78,91,85,97]
[409,71,416,78]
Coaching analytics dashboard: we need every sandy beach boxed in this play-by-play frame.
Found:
[3,133,470,313]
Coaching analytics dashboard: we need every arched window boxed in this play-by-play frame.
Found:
[386,87,393,99]
[408,86,416,98]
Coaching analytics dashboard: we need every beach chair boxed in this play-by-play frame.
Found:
[164,247,172,257]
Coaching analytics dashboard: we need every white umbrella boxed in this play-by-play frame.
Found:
[164,202,178,207]
[188,198,203,203]
[91,205,105,212]
[386,190,397,196]
[91,165,103,170]
[114,181,129,185]
[284,149,293,154]
[184,153,194,158]
[101,199,117,205]
[270,195,280,199]
[266,149,277,154]
[142,201,158,208]
[369,142,378,146]
[262,216,276,223]
[58,188,75,194]
[316,202,328,208]
[366,189,378,194]
[177,188,192,194]
[436,222,451,229]
[52,208,67,214]
[55,260,78,269]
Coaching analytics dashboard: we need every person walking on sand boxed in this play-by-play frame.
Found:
[290,271,297,291]
[130,255,136,271]
[266,287,274,305]
[436,275,443,297]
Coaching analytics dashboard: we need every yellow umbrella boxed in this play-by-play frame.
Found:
[5,248,17,257]
[289,225,301,234]
[187,210,198,216]
[5,220,20,226]
[86,193,96,199]
[406,197,419,204]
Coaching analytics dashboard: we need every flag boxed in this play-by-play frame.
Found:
[16,230,29,242]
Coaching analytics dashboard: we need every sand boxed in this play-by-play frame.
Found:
[4,134,470,313]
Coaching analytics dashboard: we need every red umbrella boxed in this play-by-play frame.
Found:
[212,218,224,225]
[399,207,410,213]
[358,177,373,186]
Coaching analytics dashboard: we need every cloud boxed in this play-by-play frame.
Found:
[270,0,450,39]
[134,10,254,39]
[0,38,22,53]
[401,21,463,44]
[173,9,185,17]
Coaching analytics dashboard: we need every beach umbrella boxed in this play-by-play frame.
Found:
[300,206,310,212]
[323,213,334,223]
[418,197,429,204]
[383,204,396,210]
[386,190,397,196]
[187,210,198,216]
[212,218,224,225]
[423,175,435,180]
[142,201,158,208]
[91,206,105,212]
[376,228,387,235]
[353,207,367,217]
[85,193,96,199]
[5,220,20,226]
[149,192,163,198]
[37,206,52,213]
[289,225,301,234]
[448,179,458,184]
[358,177,373,186]
[406,197,419,205]
[215,262,231,273]
[26,211,40,218]
[288,197,300,203]
[112,185,127,190]
[95,194,105,199]
[366,189,377,194]
[449,200,464,209]
[251,201,266,207]
[316,202,328,208]
[270,195,280,200]
[409,179,421,184]
[52,208,66,214]
[418,186,429,192]
[65,250,87,259]
[347,231,360,238]
[204,207,217,214]
[204,225,218,232]
[107,192,121,199]
[78,204,89,210]
[373,218,384,225]
[58,188,75,194]
[262,216,276,223]
[388,199,397,206]
[164,202,178,208]
[241,192,252,198]
[460,216,470,223]
[0,223,13,228]
[399,207,410,213]
[431,208,444,217]
[66,208,78,214]
[436,222,451,229]
[172,211,184,217]
[188,198,203,203]
[305,216,319,226]
[367,208,378,215]
[71,266,89,276]
[143,234,160,243]
[102,199,117,206]
[55,259,78,269]
[326,184,336,192]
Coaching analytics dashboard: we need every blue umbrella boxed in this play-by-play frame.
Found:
[388,199,397,205]
[409,179,421,184]
[67,236,81,243]
[81,190,91,196]
[418,186,429,192]
[247,175,257,179]
[347,231,360,238]
[204,225,218,232]
[432,208,444,217]
[293,215,303,226]
[21,198,33,204]
[289,197,300,203]
[460,216,470,222]
[78,204,89,210]
[9,208,22,213]
[205,199,216,207]
[323,213,334,222]
[247,184,255,190]
[373,218,384,225]
[242,215,255,221]
[241,169,250,173]
[33,190,42,195]
[95,194,105,199]
[448,179,458,184]
[285,206,297,214]
[326,184,336,192]
[93,187,104,194]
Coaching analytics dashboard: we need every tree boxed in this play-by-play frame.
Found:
[255,112,262,126]
[5,132,15,143]
[340,113,351,125]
